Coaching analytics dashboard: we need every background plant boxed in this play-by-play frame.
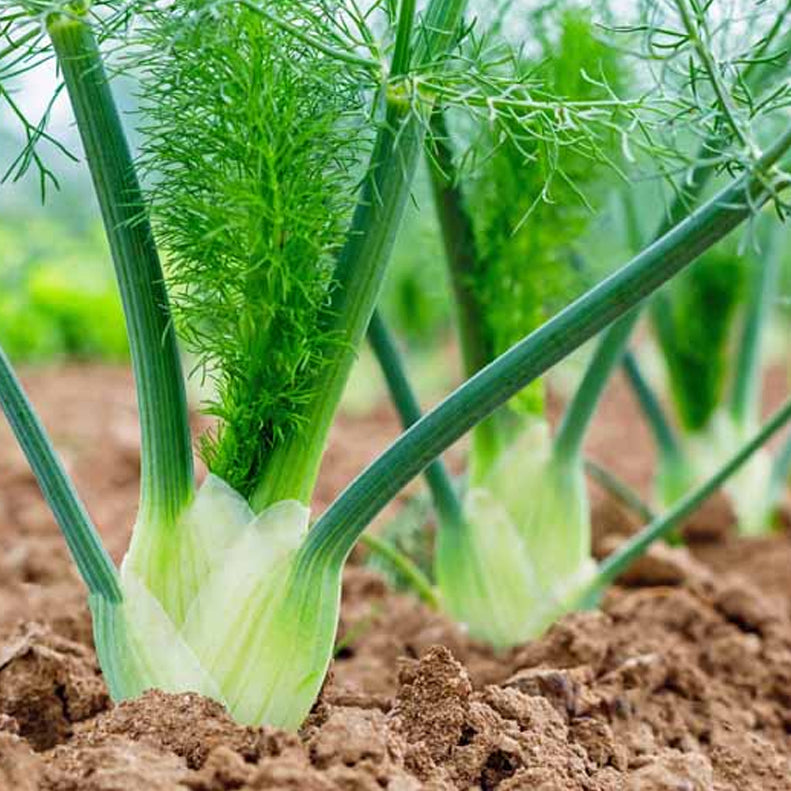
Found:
[606,0,791,534]
[0,218,126,361]
[366,0,791,646]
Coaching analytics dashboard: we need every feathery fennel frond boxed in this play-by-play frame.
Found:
[0,0,137,195]
[136,0,372,498]
[628,0,791,177]
[440,8,626,414]
[654,239,746,432]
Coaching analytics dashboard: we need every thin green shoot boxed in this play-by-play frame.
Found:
[730,224,783,429]
[769,433,791,508]
[0,346,120,602]
[360,533,438,608]
[553,307,639,465]
[367,308,463,530]
[622,350,682,464]
[584,459,656,524]
[592,394,791,595]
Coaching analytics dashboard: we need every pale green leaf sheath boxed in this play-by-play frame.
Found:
[96,476,328,728]
[436,419,595,648]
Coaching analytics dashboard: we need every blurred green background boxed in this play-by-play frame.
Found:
[1,45,789,374]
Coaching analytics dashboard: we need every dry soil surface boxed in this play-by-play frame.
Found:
[0,364,790,790]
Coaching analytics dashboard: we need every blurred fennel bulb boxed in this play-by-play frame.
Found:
[436,419,596,648]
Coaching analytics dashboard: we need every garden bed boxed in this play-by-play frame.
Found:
[1,364,790,790]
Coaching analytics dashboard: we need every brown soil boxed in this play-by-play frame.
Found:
[0,363,790,790]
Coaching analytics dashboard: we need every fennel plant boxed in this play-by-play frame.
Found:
[588,0,791,536]
[624,215,786,535]
[422,6,639,646]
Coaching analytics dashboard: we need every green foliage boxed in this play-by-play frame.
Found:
[652,241,746,432]
[0,220,127,362]
[137,0,369,498]
[465,7,623,414]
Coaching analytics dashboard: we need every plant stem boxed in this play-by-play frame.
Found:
[391,0,417,77]
[426,108,507,479]
[426,110,490,378]
[552,308,639,465]
[584,459,655,523]
[593,395,791,592]
[360,534,438,607]
[48,13,193,529]
[622,350,682,461]
[730,224,782,428]
[587,140,722,471]
[251,0,467,511]
[575,226,683,475]
[0,346,120,601]
[367,310,464,528]
[302,130,791,566]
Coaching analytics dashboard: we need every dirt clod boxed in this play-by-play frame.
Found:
[75,690,267,769]
[44,737,191,791]
[0,625,108,751]
[0,732,43,791]
[392,646,472,765]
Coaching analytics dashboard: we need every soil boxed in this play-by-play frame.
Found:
[1,363,790,790]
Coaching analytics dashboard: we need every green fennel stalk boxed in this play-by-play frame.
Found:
[730,226,783,429]
[307,124,791,565]
[48,13,193,530]
[0,346,120,601]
